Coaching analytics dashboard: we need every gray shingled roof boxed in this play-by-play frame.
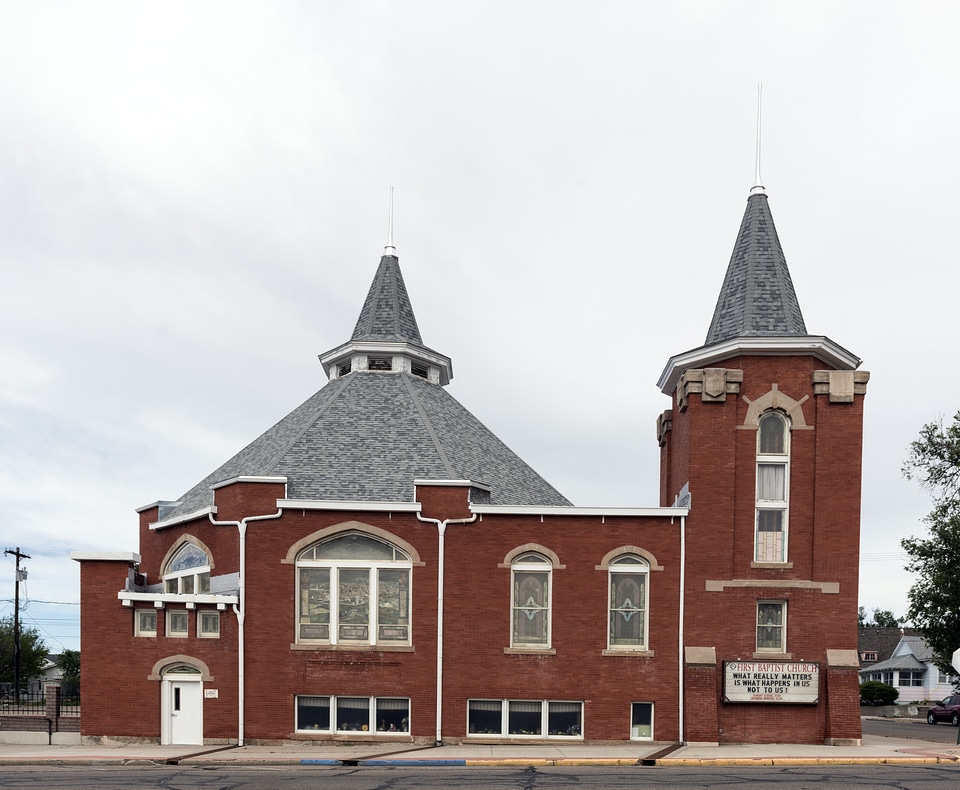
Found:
[164,371,570,516]
[704,193,807,345]
[352,254,423,344]
[160,253,571,519]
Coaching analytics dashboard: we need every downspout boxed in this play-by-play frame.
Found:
[416,510,478,746]
[678,514,686,744]
[210,508,283,746]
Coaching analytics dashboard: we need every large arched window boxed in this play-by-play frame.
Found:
[755,410,790,563]
[163,542,211,594]
[608,555,649,649]
[511,552,551,648]
[297,532,412,647]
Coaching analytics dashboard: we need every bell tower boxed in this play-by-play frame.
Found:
[657,171,869,744]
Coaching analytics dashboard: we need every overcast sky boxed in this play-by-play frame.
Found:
[2,2,958,654]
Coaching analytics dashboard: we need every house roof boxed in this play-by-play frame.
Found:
[857,627,917,668]
[704,192,806,345]
[157,249,571,519]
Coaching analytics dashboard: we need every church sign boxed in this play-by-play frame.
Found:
[723,661,820,704]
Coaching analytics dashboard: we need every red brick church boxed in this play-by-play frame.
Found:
[73,174,868,746]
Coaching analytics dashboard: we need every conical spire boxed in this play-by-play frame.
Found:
[351,254,424,344]
[704,192,806,346]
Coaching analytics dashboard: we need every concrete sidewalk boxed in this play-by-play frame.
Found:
[0,733,958,767]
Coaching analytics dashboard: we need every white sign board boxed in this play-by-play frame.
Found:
[723,661,820,704]
[952,647,960,675]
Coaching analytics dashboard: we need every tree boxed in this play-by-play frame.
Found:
[58,649,80,687]
[0,616,49,689]
[871,609,903,628]
[858,606,903,627]
[902,412,960,676]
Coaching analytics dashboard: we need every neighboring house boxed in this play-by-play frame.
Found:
[24,653,74,694]
[857,627,917,672]
[860,635,959,703]
[73,174,869,747]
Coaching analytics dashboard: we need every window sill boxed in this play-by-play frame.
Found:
[290,643,415,653]
[602,648,654,657]
[752,651,792,660]
[503,647,556,656]
[751,561,794,569]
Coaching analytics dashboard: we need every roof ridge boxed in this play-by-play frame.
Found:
[258,374,356,475]
[401,372,456,478]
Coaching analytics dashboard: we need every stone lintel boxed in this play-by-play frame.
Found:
[705,579,840,593]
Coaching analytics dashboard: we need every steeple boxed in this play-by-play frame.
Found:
[319,193,452,385]
[703,190,807,345]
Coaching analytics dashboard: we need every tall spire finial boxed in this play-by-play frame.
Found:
[750,84,766,195]
[384,186,397,256]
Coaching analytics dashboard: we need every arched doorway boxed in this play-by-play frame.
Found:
[160,663,203,745]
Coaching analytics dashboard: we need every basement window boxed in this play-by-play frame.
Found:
[295,695,409,734]
[467,699,582,738]
[368,356,392,371]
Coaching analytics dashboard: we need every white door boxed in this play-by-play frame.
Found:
[166,680,203,745]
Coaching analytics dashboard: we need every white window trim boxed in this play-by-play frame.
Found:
[756,600,787,653]
[135,608,157,637]
[630,701,655,741]
[197,610,220,639]
[297,558,412,647]
[466,699,583,739]
[166,609,189,638]
[755,412,791,564]
[510,555,552,649]
[606,557,650,651]
[294,695,410,734]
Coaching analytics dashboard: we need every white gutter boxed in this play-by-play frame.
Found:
[209,508,283,747]
[416,510,478,746]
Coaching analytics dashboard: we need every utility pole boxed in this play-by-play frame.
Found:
[4,548,30,695]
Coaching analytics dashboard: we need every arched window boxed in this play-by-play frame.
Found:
[755,411,790,563]
[164,542,211,594]
[297,532,412,646]
[608,555,649,649]
[511,552,551,648]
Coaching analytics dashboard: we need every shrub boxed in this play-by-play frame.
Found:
[860,681,899,705]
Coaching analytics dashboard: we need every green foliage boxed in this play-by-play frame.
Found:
[0,616,50,688]
[902,412,960,676]
[58,649,80,686]
[859,681,899,706]
[858,606,902,627]
[871,609,902,628]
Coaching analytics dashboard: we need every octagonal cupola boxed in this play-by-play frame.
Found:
[319,239,453,386]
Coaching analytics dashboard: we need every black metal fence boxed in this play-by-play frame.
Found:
[0,683,80,716]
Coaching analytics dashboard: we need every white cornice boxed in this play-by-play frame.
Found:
[657,336,862,394]
[150,506,217,531]
[277,499,422,513]
[319,340,453,385]
[470,505,688,518]
[71,551,141,563]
